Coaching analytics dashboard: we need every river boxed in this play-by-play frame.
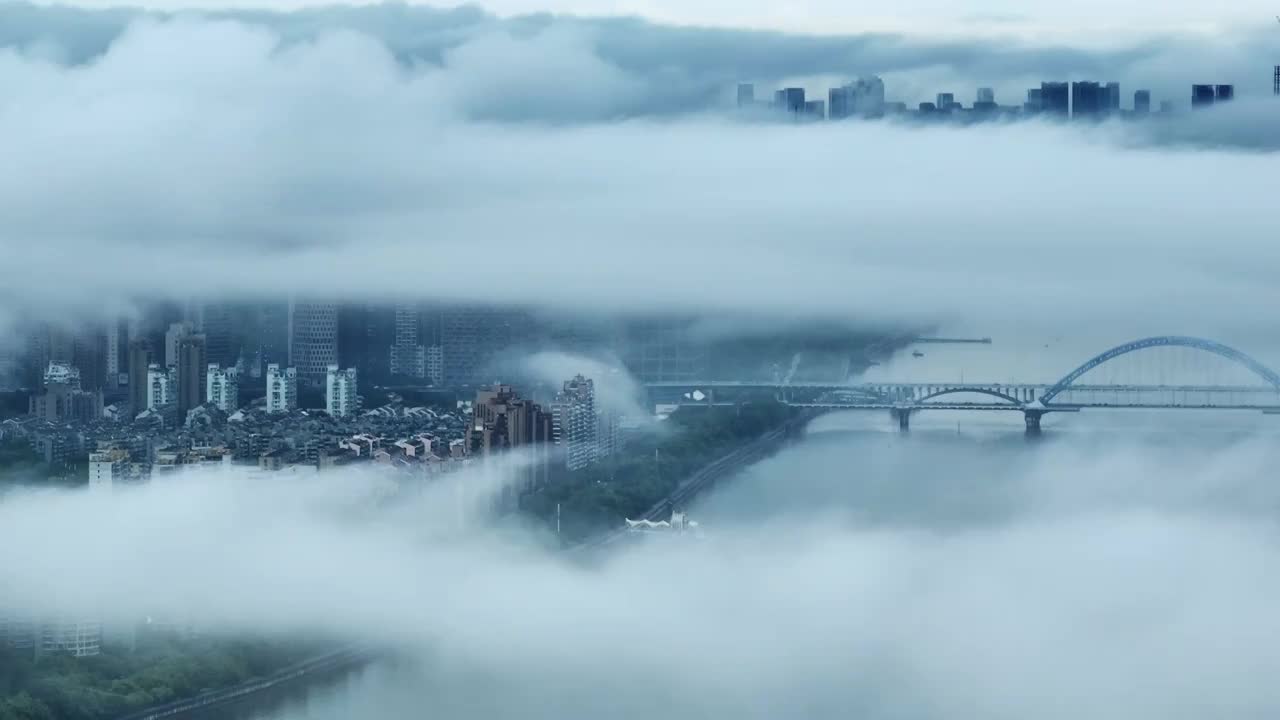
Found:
[202,400,1280,720]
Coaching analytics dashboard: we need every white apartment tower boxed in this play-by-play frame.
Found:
[146,364,173,409]
[326,365,358,418]
[266,364,298,413]
[88,448,129,494]
[206,364,240,412]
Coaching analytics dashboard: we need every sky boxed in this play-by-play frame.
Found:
[22,0,1280,38]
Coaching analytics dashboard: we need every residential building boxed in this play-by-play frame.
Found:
[147,364,174,410]
[266,364,298,413]
[326,365,358,418]
[88,447,130,493]
[1071,81,1103,119]
[206,364,240,412]
[425,345,444,386]
[164,322,194,368]
[29,362,102,424]
[40,619,101,658]
[467,385,553,497]
[127,339,154,417]
[1134,90,1151,114]
[1040,82,1069,116]
[287,301,339,388]
[1103,82,1121,115]
[551,375,598,471]
[176,335,207,422]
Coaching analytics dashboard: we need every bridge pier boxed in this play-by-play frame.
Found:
[891,408,911,432]
[1024,410,1044,436]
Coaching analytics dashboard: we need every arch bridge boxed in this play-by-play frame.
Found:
[647,336,1280,433]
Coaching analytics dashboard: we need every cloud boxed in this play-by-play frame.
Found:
[0,8,1277,352]
[517,350,646,418]
[4,430,1280,717]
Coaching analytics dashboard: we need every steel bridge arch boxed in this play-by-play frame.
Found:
[914,387,1023,406]
[1040,336,1280,406]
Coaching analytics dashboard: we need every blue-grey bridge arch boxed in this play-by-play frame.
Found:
[1041,336,1280,406]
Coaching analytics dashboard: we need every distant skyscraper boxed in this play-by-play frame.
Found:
[164,322,193,369]
[288,301,339,387]
[1274,66,1279,96]
[265,364,298,413]
[1040,82,1069,116]
[197,302,237,368]
[325,365,358,418]
[1134,90,1151,114]
[104,319,127,389]
[175,334,207,421]
[1103,82,1121,114]
[1214,84,1234,102]
[936,93,956,110]
[736,83,755,108]
[775,87,805,114]
[127,339,153,417]
[977,87,995,104]
[441,307,523,387]
[1191,84,1216,108]
[1071,81,1103,119]
[1025,88,1044,112]
[390,303,426,379]
[206,364,240,412]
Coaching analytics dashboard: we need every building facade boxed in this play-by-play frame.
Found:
[176,335,207,422]
[206,364,240,412]
[147,364,174,410]
[288,301,339,388]
[325,365,358,418]
[266,364,298,413]
[467,385,553,497]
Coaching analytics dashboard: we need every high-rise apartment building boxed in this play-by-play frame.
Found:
[828,77,885,119]
[89,447,130,494]
[266,364,298,413]
[288,301,339,387]
[425,345,444,386]
[552,375,598,471]
[1071,81,1103,119]
[1134,90,1152,114]
[467,385,553,496]
[29,362,102,424]
[1103,82,1121,114]
[1040,82,1069,116]
[976,87,995,104]
[146,364,174,410]
[104,319,127,389]
[176,335,207,422]
[127,339,154,417]
[1191,84,1216,107]
[325,365,358,418]
[164,322,194,368]
[206,364,240,412]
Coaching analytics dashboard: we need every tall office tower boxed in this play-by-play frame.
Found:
[1071,81,1103,119]
[936,92,956,110]
[425,346,444,386]
[390,303,426,379]
[71,328,107,392]
[736,83,755,108]
[104,319,128,389]
[325,365,358,418]
[206,364,240,412]
[1275,66,1279,96]
[288,301,339,388]
[1191,84,1216,107]
[196,302,237,368]
[622,317,709,383]
[551,375,598,471]
[1214,84,1234,102]
[467,385,554,495]
[257,302,291,371]
[976,87,995,104]
[1134,90,1152,114]
[1040,82,1069,116]
[441,306,523,387]
[175,335,207,422]
[336,303,391,384]
[146,364,173,410]
[266,364,298,413]
[164,322,193,368]
[127,339,154,417]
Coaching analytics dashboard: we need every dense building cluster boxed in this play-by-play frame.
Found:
[738,76,1247,122]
